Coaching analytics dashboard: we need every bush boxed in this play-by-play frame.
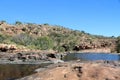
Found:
[0,34,12,44]
[49,32,66,44]
[53,46,65,52]
[43,23,49,25]
[12,33,34,46]
[33,36,53,50]
[0,34,6,43]
[15,21,22,25]
[116,36,120,53]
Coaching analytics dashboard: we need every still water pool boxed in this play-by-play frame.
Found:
[1,53,120,80]
[0,63,50,80]
[63,53,120,61]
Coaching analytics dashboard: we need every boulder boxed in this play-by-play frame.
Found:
[0,44,17,52]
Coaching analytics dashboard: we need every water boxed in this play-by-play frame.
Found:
[63,53,120,61]
[1,53,120,80]
[0,63,50,80]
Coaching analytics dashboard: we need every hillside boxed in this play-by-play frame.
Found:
[0,21,117,53]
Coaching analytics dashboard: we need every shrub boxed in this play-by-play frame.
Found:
[0,34,12,44]
[12,33,34,46]
[33,36,53,50]
[15,21,22,25]
[43,23,49,25]
[0,34,6,43]
[49,32,66,44]
[53,46,65,52]
[116,36,120,53]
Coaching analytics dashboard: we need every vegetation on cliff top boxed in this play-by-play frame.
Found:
[0,21,118,52]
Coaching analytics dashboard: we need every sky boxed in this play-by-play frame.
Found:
[0,0,120,37]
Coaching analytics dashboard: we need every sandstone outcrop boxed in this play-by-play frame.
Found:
[0,44,17,52]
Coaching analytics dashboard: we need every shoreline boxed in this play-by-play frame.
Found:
[0,50,120,65]
[0,51,120,80]
[17,60,120,80]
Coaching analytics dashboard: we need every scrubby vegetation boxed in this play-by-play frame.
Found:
[116,36,120,53]
[0,21,118,52]
[33,36,53,50]
[12,33,34,46]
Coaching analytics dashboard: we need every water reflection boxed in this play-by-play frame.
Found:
[63,53,120,61]
[0,63,50,80]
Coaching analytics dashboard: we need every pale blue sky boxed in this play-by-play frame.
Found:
[0,0,120,36]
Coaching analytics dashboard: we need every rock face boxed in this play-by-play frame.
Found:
[17,61,120,80]
[73,40,115,51]
[9,52,64,62]
[0,44,17,52]
[0,51,65,64]
[79,48,111,53]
